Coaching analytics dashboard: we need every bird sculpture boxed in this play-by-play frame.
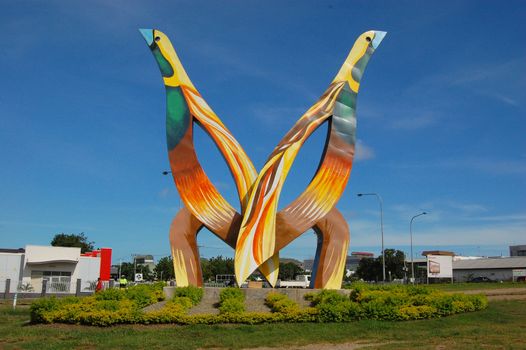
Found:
[140,28,276,286]
[235,30,386,286]
[140,29,385,289]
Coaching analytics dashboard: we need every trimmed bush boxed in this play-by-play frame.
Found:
[219,287,244,303]
[94,288,125,301]
[265,292,299,313]
[174,286,203,306]
[343,283,488,321]
[172,296,194,310]
[218,287,245,314]
[30,283,488,326]
[219,298,245,314]
[30,296,61,323]
[125,284,160,308]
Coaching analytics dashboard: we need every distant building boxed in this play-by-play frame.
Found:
[133,254,155,272]
[0,245,112,294]
[303,252,374,273]
[346,252,374,272]
[453,257,526,282]
[510,245,526,257]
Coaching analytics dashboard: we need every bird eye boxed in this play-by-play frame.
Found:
[154,36,161,42]
[366,37,372,42]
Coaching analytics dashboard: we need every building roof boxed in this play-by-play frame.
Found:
[134,254,154,260]
[453,257,526,270]
[25,245,80,264]
[351,252,374,256]
[422,250,455,256]
[0,248,25,253]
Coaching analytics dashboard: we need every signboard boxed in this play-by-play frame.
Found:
[134,273,143,282]
[427,255,453,278]
[512,269,526,277]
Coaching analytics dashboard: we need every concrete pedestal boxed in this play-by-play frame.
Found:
[163,286,351,310]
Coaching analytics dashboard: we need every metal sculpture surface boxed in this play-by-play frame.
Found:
[140,29,385,289]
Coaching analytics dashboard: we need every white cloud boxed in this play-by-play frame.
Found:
[354,139,375,161]
[447,202,488,214]
[351,218,525,247]
[390,112,438,130]
[387,157,526,176]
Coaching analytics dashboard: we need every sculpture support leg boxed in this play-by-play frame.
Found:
[169,207,204,287]
[311,208,350,289]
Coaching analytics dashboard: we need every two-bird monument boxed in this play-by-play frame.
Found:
[140,29,385,289]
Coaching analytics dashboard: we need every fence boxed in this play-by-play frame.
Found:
[0,279,99,299]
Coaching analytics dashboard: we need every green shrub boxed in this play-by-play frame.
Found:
[125,284,158,308]
[143,299,187,324]
[95,288,125,301]
[29,283,488,326]
[172,296,193,310]
[306,289,348,306]
[219,287,245,303]
[317,300,355,322]
[265,292,299,313]
[174,286,203,306]
[219,298,245,314]
[218,287,245,314]
[30,297,61,323]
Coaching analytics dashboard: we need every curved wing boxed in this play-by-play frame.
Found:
[235,30,386,284]
[140,29,279,284]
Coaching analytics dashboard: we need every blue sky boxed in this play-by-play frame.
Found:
[1,1,524,264]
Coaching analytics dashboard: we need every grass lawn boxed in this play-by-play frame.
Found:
[423,282,526,292]
[1,299,525,349]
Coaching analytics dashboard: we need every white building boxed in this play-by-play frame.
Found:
[0,245,104,294]
[453,257,526,282]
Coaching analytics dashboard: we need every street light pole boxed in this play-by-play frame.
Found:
[410,212,427,284]
[357,193,385,282]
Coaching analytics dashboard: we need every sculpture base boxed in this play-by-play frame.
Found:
[163,286,351,310]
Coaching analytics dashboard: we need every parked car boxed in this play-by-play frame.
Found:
[468,276,495,283]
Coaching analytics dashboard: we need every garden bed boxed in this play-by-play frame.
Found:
[29,283,487,326]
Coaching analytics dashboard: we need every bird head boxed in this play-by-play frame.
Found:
[332,30,386,91]
[139,28,194,88]
[364,30,387,51]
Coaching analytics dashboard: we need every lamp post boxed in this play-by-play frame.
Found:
[410,212,427,284]
[357,193,385,282]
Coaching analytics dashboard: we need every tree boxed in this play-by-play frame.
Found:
[356,256,382,281]
[154,256,175,281]
[120,262,134,280]
[138,265,154,281]
[200,256,235,282]
[51,232,94,253]
[356,249,406,281]
[384,249,406,280]
[278,262,304,281]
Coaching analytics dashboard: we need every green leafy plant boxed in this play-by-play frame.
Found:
[29,283,488,326]
[265,292,299,313]
[174,286,203,306]
[218,287,245,314]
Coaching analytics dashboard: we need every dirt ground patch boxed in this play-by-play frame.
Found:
[459,287,526,301]
[242,341,396,350]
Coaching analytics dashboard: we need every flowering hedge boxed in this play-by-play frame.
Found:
[30,283,487,326]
